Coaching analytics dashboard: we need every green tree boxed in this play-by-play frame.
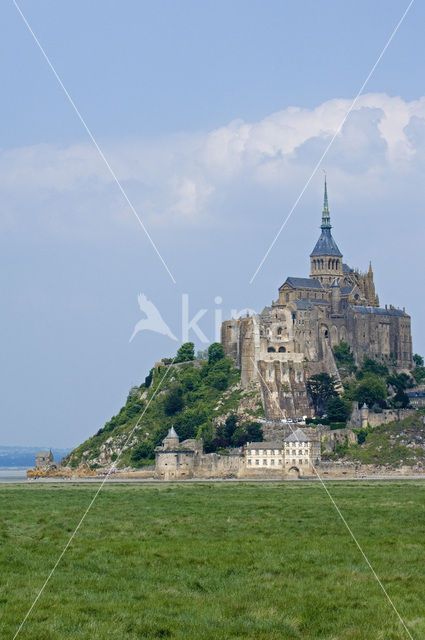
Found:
[333,341,356,374]
[144,368,154,388]
[208,342,225,365]
[131,442,154,464]
[413,353,424,367]
[387,372,414,392]
[175,342,195,363]
[306,373,338,414]
[391,388,410,409]
[224,414,238,442]
[357,356,388,379]
[413,366,425,384]
[354,374,387,408]
[326,396,352,423]
[164,384,184,415]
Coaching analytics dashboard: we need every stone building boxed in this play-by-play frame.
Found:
[35,449,54,469]
[245,441,284,470]
[283,428,321,477]
[155,427,322,479]
[221,178,413,419]
[155,426,242,479]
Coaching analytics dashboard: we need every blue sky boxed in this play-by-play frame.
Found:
[0,0,423,447]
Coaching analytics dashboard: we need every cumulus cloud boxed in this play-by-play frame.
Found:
[1,93,425,237]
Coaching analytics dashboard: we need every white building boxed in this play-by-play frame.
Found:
[284,428,321,476]
[245,441,284,471]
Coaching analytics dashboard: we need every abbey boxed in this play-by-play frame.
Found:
[221,179,413,419]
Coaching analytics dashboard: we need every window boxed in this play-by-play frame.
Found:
[248,459,252,465]
[292,459,296,465]
[267,347,276,353]
[299,459,303,465]
[251,450,255,455]
[263,459,267,466]
[277,327,282,335]
[271,459,275,466]
[278,459,282,465]
[255,459,259,465]
[286,293,289,302]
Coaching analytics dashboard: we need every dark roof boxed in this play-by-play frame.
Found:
[246,442,283,449]
[353,305,405,317]
[343,263,353,273]
[164,426,179,439]
[296,298,330,310]
[285,428,310,442]
[407,391,425,398]
[310,228,342,257]
[340,285,354,295]
[282,277,323,290]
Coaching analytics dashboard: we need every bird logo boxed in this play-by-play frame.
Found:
[129,293,178,343]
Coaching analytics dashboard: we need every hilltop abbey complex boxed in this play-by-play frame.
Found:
[221,178,413,419]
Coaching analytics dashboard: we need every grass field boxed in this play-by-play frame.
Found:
[1,481,424,639]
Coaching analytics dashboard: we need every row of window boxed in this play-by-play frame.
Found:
[247,458,310,467]
[248,459,283,466]
[248,449,282,456]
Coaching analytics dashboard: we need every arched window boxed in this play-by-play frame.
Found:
[277,327,282,336]
[328,259,331,269]
[278,346,286,353]
[336,259,339,269]
[267,347,276,353]
[321,259,324,269]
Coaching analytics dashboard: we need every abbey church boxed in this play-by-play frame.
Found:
[221,179,413,419]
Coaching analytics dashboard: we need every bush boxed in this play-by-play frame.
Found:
[357,356,388,379]
[131,442,155,464]
[164,385,184,415]
[333,341,356,374]
[353,374,387,407]
[175,342,195,363]
[145,368,154,388]
[327,396,352,423]
[208,343,225,365]
[330,422,346,430]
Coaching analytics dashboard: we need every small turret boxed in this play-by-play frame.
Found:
[331,278,341,314]
[162,426,179,449]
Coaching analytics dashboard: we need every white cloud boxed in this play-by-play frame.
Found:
[1,92,425,237]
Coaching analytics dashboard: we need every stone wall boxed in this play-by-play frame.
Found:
[348,403,415,429]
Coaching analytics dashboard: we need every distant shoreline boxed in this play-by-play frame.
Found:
[2,474,425,485]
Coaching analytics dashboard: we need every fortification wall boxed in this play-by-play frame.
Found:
[348,404,415,429]
[193,453,244,478]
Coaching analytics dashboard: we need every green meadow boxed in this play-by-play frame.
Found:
[1,481,424,639]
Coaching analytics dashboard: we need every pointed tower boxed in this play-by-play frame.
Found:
[310,175,343,286]
[364,261,379,306]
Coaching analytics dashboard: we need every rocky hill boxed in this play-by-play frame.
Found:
[325,411,425,469]
[64,344,264,471]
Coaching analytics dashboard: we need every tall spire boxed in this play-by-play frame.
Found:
[321,171,331,229]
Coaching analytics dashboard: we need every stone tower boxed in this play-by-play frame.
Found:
[310,177,343,285]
